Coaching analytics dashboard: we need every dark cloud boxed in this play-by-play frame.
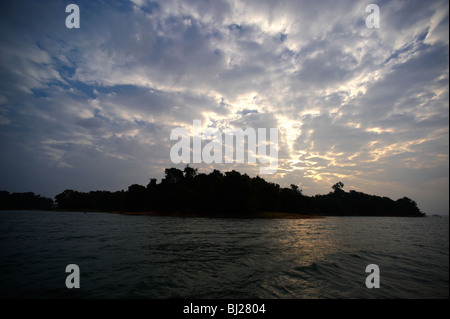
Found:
[295,45,359,88]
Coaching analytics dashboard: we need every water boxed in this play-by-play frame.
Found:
[0,211,448,299]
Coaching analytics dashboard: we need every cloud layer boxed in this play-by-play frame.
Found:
[0,0,448,214]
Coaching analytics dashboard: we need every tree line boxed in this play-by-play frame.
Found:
[1,166,425,217]
[0,191,54,210]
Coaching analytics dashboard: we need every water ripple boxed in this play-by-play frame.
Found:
[0,211,448,298]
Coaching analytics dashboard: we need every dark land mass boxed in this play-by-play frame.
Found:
[0,191,54,211]
[1,166,425,218]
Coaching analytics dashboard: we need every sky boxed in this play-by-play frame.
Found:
[0,0,448,215]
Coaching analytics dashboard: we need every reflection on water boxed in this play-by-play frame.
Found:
[0,211,448,298]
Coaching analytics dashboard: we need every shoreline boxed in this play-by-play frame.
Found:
[112,211,324,219]
[1,209,427,218]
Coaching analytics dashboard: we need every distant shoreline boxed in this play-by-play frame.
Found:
[1,209,428,218]
[112,211,324,219]
[1,167,426,217]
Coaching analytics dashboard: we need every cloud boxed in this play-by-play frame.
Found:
[0,0,448,215]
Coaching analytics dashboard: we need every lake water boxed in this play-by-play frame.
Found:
[0,210,448,299]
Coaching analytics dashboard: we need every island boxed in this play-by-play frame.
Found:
[1,166,425,218]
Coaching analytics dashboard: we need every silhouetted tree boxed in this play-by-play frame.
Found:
[1,191,54,210]
[332,182,344,193]
[147,178,157,190]
[162,168,184,184]
[290,184,302,195]
[183,165,198,181]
